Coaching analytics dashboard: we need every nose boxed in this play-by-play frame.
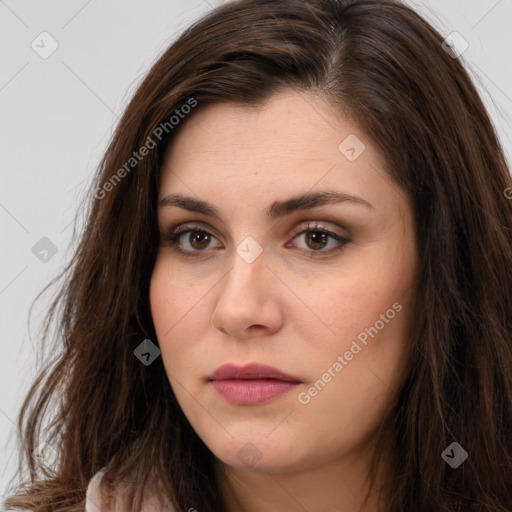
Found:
[210,246,284,339]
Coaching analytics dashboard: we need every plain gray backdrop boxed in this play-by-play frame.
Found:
[1,0,511,498]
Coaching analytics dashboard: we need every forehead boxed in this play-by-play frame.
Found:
[158,90,408,219]
[162,92,375,173]
[168,92,352,154]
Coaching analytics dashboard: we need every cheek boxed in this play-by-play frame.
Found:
[149,257,202,331]
[303,260,413,409]
[296,292,411,453]
[150,261,187,364]
[315,270,404,349]
[149,259,213,376]
[343,246,414,353]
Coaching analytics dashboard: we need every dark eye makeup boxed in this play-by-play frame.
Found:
[160,220,351,259]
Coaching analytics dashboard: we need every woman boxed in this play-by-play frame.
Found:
[5,0,512,511]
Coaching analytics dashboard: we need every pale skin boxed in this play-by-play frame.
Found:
[149,90,419,512]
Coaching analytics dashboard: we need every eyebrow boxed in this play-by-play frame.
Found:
[158,190,374,220]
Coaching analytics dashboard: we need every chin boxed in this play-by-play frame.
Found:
[207,434,308,473]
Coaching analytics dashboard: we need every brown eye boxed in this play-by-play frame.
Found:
[163,225,222,257]
[304,231,329,250]
[188,231,212,250]
[291,225,349,255]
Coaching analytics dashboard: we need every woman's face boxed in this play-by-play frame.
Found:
[150,90,418,474]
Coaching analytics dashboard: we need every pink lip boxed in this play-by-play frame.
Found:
[208,363,301,406]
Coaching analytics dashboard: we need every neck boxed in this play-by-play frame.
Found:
[214,440,391,512]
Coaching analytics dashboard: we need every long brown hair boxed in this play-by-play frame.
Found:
[5,0,512,511]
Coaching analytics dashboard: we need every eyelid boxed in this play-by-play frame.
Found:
[288,220,349,240]
[164,221,223,242]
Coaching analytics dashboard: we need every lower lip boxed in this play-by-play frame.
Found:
[210,379,300,405]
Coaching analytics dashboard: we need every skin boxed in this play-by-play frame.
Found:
[150,90,418,512]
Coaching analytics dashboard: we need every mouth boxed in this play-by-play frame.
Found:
[208,363,302,406]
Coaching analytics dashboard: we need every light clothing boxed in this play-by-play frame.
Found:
[85,469,176,512]
[2,469,176,512]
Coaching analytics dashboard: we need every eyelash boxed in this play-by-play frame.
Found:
[161,221,350,259]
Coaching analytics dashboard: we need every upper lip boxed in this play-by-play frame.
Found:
[209,363,301,382]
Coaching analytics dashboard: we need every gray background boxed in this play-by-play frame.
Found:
[1,0,511,497]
